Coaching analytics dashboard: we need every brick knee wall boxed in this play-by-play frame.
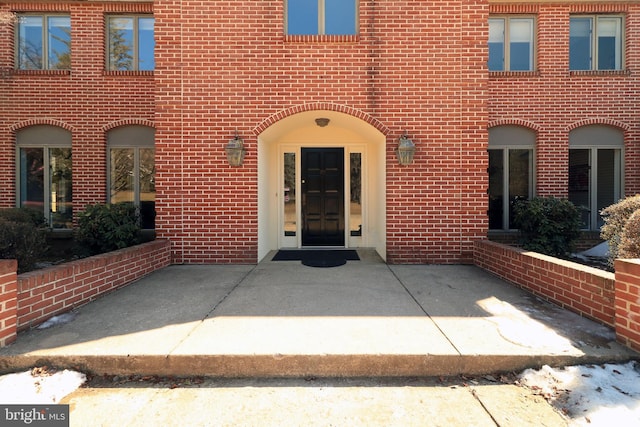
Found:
[615,259,640,352]
[474,240,616,328]
[16,239,171,332]
[0,260,18,347]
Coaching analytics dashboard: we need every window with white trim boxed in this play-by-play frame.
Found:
[488,126,535,230]
[570,15,623,71]
[285,0,357,35]
[489,16,535,71]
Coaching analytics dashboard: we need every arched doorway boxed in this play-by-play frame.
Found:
[257,110,386,261]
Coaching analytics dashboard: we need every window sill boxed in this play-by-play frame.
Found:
[283,34,360,43]
[489,71,540,78]
[103,70,154,77]
[569,69,630,77]
[12,69,71,76]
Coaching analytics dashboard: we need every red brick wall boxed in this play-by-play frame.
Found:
[16,239,170,331]
[488,3,640,197]
[153,0,489,264]
[0,260,18,347]
[0,2,155,217]
[474,240,616,327]
[3,1,639,265]
[615,259,640,352]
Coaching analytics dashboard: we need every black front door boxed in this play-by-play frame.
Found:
[301,148,345,246]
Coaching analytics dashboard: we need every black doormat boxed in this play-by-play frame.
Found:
[272,250,360,268]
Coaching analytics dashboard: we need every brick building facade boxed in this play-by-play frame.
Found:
[0,1,638,264]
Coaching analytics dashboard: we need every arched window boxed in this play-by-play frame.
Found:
[107,126,155,229]
[488,126,536,230]
[16,125,73,228]
[569,125,623,230]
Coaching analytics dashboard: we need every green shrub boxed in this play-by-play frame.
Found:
[618,209,640,260]
[75,203,141,255]
[0,209,48,273]
[513,197,582,257]
[601,195,640,266]
[0,207,47,227]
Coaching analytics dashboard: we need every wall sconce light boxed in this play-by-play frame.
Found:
[225,132,246,167]
[396,133,416,165]
[315,118,330,127]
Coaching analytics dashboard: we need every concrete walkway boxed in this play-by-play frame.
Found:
[0,249,636,378]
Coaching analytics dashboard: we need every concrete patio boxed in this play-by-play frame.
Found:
[0,249,635,378]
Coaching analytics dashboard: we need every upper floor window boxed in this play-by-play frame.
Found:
[570,16,623,71]
[16,14,71,70]
[107,15,154,71]
[489,17,535,71]
[286,0,357,35]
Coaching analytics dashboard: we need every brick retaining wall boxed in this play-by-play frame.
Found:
[474,240,615,327]
[474,240,640,352]
[615,259,640,352]
[0,260,17,347]
[0,240,171,345]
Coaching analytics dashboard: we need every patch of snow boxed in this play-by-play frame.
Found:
[0,369,86,404]
[579,241,609,258]
[520,361,640,426]
[36,312,77,330]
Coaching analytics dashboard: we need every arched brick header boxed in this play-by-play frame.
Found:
[252,103,390,136]
[488,119,541,132]
[9,118,74,132]
[566,118,630,132]
[103,119,155,132]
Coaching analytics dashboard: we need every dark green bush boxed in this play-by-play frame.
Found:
[0,207,47,227]
[75,203,141,255]
[601,195,640,266]
[0,208,48,273]
[513,197,582,257]
[618,209,640,260]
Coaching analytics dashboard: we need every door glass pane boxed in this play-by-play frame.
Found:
[284,152,296,236]
[50,148,72,229]
[325,0,356,35]
[596,149,618,229]
[350,153,361,236]
[287,0,318,35]
[509,19,533,71]
[570,18,592,70]
[110,148,134,203]
[48,16,71,69]
[508,149,530,228]
[19,148,45,217]
[569,149,591,229]
[18,16,43,69]
[488,19,505,71]
[488,150,504,229]
[139,148,155,229]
